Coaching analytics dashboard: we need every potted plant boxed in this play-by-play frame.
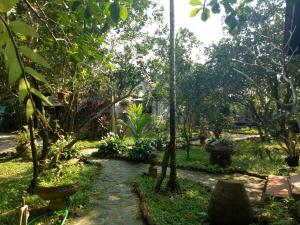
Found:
[36,163,81,211]
[35,138,82,210]
[205,135,234,167]
[35,182,80,210]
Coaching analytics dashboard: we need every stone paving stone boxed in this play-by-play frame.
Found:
[288,174,300,199]
[266,175,290,198]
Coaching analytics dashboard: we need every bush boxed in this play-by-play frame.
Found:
[97,133,127,158]
[127,139,156,161]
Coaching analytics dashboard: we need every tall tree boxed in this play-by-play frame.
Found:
[155,0,180,193]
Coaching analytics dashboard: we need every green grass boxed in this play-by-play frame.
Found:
[133,175,211,225]
[0,159,102,225]
[133,175,298,225]
[73,140,101,150]
[157,139,297,176]
[227,127,260,135]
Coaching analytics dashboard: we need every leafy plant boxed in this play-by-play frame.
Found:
[127,103,151,139]
[16,126,31,145]
[126,138,156,161]
[96,133,128,158]
[50,136,80,161]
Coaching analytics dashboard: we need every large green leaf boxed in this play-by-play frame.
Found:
[211,3,221,14]
[18,78,28,103]
[201,8,211,21]
[30,88,52,106]
[110,2,120,23]
[71,0,81,11]
[10,20,38,37]
[190,8,201,17]
[4,39,16,68]
[8,58,22,85]
[5,37,22,85]
[119,5,128,21]
[26,99,34,120]
[190,0,202,6]
[19,46,50,69]
[25,67,47,84]
[0,20,8,47]
[0,0,18,13]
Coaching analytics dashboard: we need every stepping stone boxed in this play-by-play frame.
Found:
[288,174,300,200]
[265,175,290,198]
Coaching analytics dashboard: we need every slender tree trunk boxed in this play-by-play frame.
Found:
[154,145,170,193]
[28,118,39,194]
[155,0,180,193]
[110,89,116,133]
[167,0,180,192]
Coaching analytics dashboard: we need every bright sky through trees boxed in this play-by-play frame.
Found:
[161,0,224,46]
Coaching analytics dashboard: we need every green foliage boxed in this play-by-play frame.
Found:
[189,0,254,32]
[0,0,18,13]
[9,20,38,37]
[133,175,211,225]
[16,126,32,144]
[19,46,50,69]
[127,103,151,139]
[126,138,155,161]
[97,133,128,158]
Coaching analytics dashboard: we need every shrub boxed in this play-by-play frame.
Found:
[97,133,127,158]
[127,139,156,161]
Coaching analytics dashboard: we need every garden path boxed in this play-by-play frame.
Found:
[69,149,266,225]
[0,133,16,154]
[190,133,259,146]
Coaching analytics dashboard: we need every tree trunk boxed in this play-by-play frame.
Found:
[110,89,116,133]
[155,0,180,193]
[154,145,170,193]
[28,118,39,194]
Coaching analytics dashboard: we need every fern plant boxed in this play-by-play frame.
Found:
[127,103,150,139]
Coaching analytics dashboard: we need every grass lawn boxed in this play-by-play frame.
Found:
[226,127,260,135]
[133,175,298,225]
[157,139,297,176]
[133,175,211,225]
[0,159,101,225]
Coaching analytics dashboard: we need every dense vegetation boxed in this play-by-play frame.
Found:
[1,0,300,224]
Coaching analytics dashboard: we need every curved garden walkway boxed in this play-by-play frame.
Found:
[68,150,266,225]
[0,133,16,154]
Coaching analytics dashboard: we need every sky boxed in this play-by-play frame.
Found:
[160,0,224,46]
